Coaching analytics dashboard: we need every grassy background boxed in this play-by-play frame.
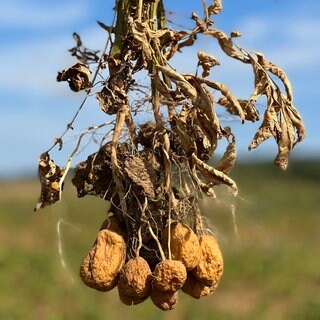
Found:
[1,160,319,320]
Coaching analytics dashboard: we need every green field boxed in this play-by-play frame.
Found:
[1,161,319,320]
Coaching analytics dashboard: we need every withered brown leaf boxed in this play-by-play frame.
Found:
[208,0,223,15]
[204,29,248,63]
[256,52,293,101]
[218,97,259,122]
[197,51,220,78]
[192,154,238,196]
[215,127,236,174]
[34,153,65,211]
[57,63,91,92]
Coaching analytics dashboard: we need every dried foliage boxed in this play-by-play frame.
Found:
[34,152,65,211]
[35,0,305,310]
[56,63,91,92]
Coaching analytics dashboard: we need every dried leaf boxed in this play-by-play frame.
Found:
[172,115,194,155]
[178,33,197,51]
[192,154,238,196]
[256,52,293,101]
[208,0,223,15]
[57,63,91,92]
[97,21,114,33]
[274,95,306,169]
[197,51,220,78]
[97,83,127,115]
[188,160,216,198]
[215,127,236,174]
[156,66,197,101]
[284,98,306,147]
[200,78,246,121]
[153,73,176,101]
[184,75,221,135]
[193,109,219,157]
[247,54,269,103]
[34,153,65,211]
[124,155,157,199]
[274,108,294,170]
[230,30,242,38]
[249,89,281,150]
[218,97,259,122]
[204,29,249,63]
[129,20,153,67]
[247,51,305,170]
[191,12,207,32]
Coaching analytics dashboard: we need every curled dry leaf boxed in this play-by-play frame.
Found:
[197,51,220,77]
[192,153,238,196]
[34,152,65,211]
[256,52,293,101]
[199,78,246,121]
[248,88,305,170]
[249,101,279,149]
[56,63,91,92]
[215,127,236,175]
[208,0,223,15]
[218,96,259,122]
[230,30,242,38]
[204,29,249,63]
[156,65,198,101]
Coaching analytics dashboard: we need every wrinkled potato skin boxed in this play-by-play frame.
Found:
[150,287,179,311]
[153,260,187,292]
[182,272,217,299]
[192,234,223,286]
[162,223,201,271]
[118,257,151,299]
[80,229,126,291]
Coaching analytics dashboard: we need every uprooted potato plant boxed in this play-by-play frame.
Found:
[35,0,305,310]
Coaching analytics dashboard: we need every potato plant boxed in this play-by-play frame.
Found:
[35,0,305,310]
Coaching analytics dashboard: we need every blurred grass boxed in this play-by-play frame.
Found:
[1,160,320,320]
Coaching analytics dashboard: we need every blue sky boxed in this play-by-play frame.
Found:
[0,0,319,179]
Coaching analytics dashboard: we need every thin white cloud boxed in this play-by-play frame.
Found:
[0,1,88,29]
[237,15,320,71]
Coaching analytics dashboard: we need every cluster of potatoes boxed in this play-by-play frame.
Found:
[80,218,223,311]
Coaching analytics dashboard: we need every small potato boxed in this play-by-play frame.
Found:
[162,223,200,270]
[153,260,187,292]
[191,234,223,286]
[118,257,151,301]
[80,229,126,291]
[150,287,179,311]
